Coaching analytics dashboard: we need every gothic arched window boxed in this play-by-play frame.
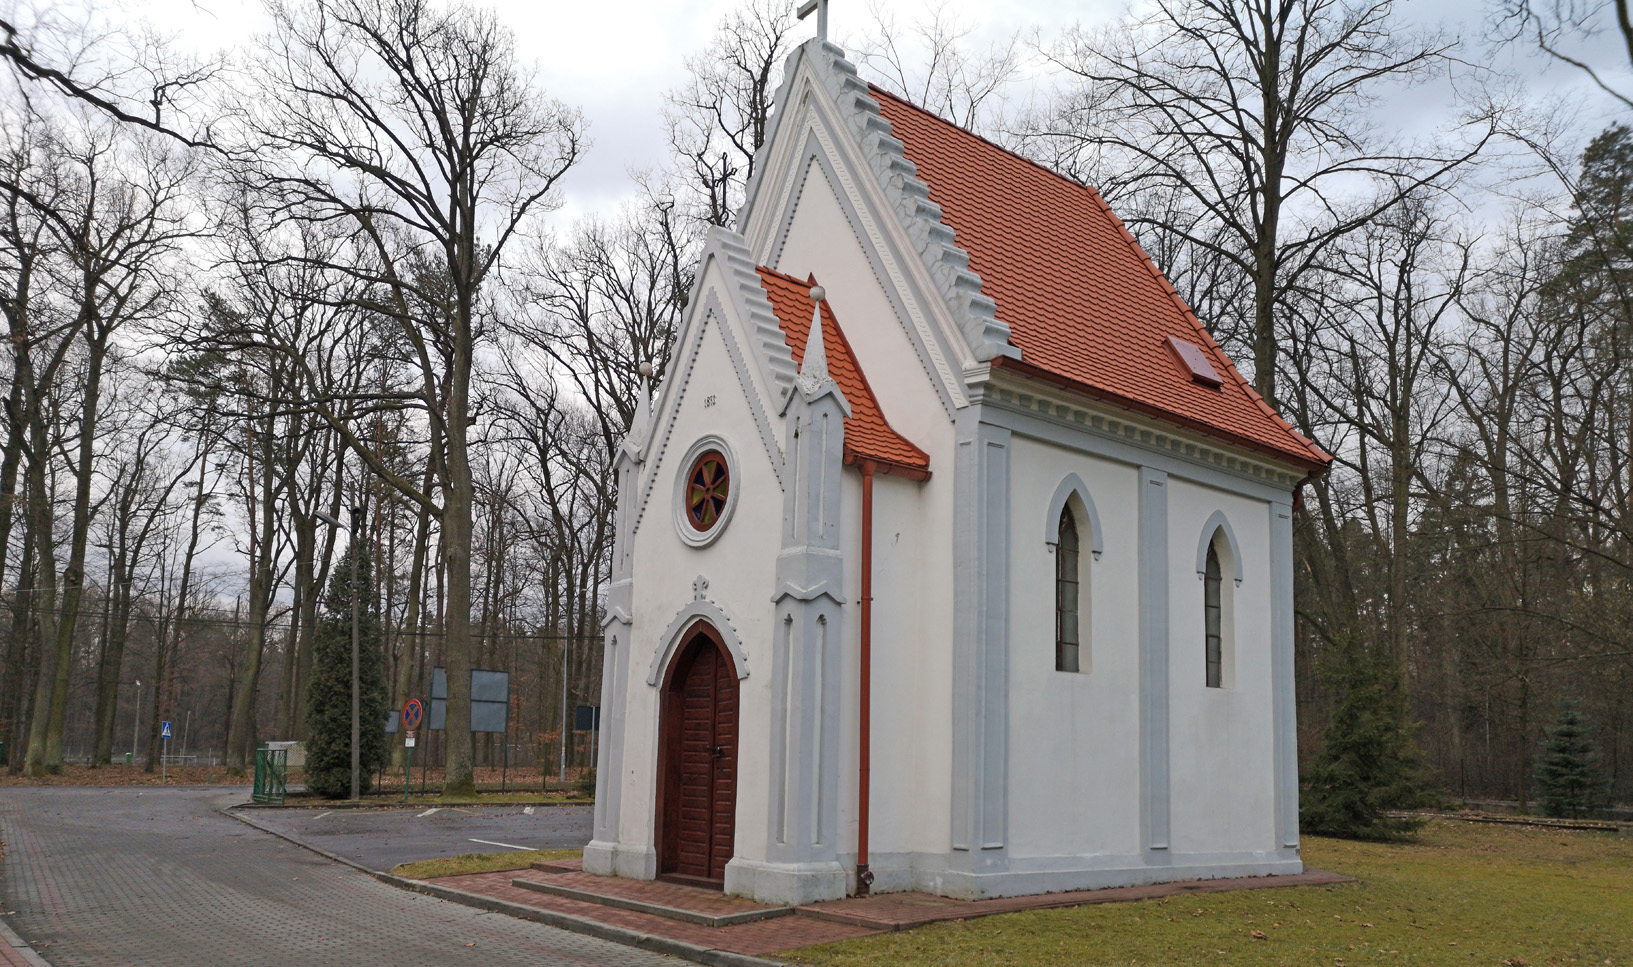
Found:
[1204,542,1223,688]
[1056,506,1081,673]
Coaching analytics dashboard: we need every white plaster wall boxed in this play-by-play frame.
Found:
[1005,436,1144,859]
[773,152,961,864]
[1165,479,1278,856]
[843,471,947,860]
[618,290,788,862]
[774,157,950,454]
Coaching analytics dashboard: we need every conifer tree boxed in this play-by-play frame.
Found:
[1534,701,1608,819]
[304,544,389,799]
[1302,638,1430,840]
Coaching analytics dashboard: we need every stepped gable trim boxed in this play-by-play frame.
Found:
[705,227,801,408]
[757,39,1015,366]
[749,103,970,414]
[737,39,808,232]
[758,266,931,479]
[632,294,713,539]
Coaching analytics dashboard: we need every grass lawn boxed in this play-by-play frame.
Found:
[783,819,1633,967]
[390,848,582,879]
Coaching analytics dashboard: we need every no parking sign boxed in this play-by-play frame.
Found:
[401,699,424,731]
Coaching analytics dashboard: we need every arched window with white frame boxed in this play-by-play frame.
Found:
[1046,476,1102,675]
[1056,505,1081,673]
[1204,542,1223,687]
[1197,514,1241,690]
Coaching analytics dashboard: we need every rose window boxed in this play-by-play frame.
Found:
[684,451,730,532]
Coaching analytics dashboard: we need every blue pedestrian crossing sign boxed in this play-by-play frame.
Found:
[161,721,172,739]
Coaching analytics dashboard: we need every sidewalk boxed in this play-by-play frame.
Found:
[424,858,1354,959]
[0,915,51,967]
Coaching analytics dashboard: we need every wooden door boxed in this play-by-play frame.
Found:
[657,627,738,882]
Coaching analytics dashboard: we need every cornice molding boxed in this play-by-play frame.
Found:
[976,375,1306,490]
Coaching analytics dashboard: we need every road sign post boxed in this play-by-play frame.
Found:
[401,700,424,803]
[161,721,172,783]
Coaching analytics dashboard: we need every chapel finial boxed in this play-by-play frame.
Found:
[797,285,832,396]
[797,0,830,44]
[631,360,655,438]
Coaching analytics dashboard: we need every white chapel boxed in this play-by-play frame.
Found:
[586,29,1331,905]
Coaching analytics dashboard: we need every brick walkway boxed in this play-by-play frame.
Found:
[429,859,1353,956]
[0,787,681,967]
[435,871,875,955]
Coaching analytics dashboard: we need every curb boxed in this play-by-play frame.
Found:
[1394,810,1623,833]
[0,915,52,967]
[221,805,791,967]
[234,799,590,811]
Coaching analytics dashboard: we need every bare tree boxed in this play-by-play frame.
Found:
[1037,0,1494,408]
[1497,0,1633,110]
[849,2,1024,136]
[227,0,584,794]
[664,0,804,228]
[0,2,222,147]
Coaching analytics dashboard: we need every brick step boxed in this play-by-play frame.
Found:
[509,877,795,928]
[529,859,581,874]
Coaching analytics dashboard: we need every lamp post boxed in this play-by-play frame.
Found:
[131,680,142,762]
[317,505,363,802]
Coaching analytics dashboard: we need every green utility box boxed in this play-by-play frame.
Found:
[253,746,288,804]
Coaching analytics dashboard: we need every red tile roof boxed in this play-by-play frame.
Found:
[758,267,931,477]
[869,86,1330,472]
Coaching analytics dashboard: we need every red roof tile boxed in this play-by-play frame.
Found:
[758,267,931,476]
[869,86,1330,472]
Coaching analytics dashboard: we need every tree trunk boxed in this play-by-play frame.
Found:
[442,407,475,795]
[391,469,435,769]
[2,512,35,774]
[227,415,279,771]
[22,403,61,775]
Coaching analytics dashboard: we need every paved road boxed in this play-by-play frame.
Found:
[247,801,593,872]
[0,787,674,967]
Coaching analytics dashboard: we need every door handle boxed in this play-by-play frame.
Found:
[710,745,725,759]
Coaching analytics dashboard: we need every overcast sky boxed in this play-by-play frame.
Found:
[97,0,1628,595]
[122,0,1633,224]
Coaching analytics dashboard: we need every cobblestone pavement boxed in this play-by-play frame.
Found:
[246,801,593,872]
[0,787,679,967]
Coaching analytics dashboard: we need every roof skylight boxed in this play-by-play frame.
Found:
[1166,336,1223,389]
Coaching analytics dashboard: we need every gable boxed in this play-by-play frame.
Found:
[736,42,991,413]
[631,242,793,538]
[757,266,929,477]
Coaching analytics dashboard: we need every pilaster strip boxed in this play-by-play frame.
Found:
[1270,499,1300,851]
[1139,466,1171,857]
[950,416,1011,860]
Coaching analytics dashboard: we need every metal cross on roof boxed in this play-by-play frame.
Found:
[797,0,829,43]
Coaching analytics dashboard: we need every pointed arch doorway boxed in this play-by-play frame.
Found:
[656,621,739,884]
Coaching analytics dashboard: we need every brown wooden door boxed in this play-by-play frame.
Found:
[658,628,738,881]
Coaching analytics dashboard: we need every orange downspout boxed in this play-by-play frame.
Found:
[857,459,876,895]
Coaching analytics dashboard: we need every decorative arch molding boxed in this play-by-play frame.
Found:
[1044,473,1104,560]
[645,577,751,685]
[1196,510,1244,586]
